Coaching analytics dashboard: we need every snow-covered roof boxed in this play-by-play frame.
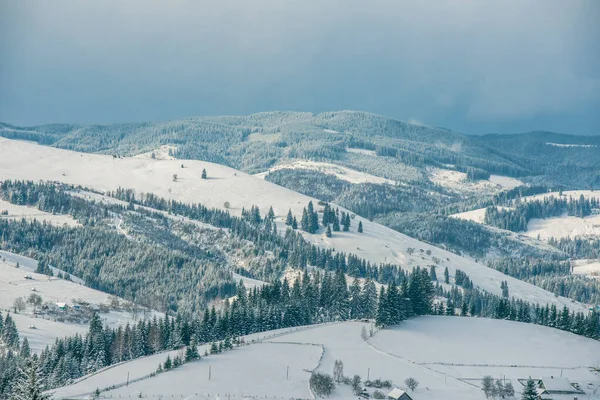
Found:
[540,376,577,393]
[387,388,408,399]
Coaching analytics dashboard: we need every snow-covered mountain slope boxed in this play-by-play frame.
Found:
[255,159,398,185]
[451,190,600,241]
[0,137,583,311]
[49,317,600,400]
[0,198,79,227]
[0,255,160,352]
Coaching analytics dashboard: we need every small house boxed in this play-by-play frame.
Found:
[387,388,413,400]
[537,376,581,399]
[56,302,68,310]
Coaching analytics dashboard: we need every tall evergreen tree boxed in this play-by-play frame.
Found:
[9,359,52,400]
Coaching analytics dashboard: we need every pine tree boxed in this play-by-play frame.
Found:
[332,212,340,231]
[20,337,31,358]
[201,169,207,179]
[301,208,310,232]
[349,278,363,319]
[361,277,378,319]
[358,221,363,233]
[286,209,293,226]
[521,378,537,400]
[10,358,52,400]
[444,267,450,284]
[325,225,332,238]
[481,375,494,398]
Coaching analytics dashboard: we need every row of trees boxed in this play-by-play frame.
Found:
[484,195,599,232]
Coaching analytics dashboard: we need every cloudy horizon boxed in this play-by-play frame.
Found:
[1,0,599,135]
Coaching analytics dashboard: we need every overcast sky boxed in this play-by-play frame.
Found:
[1,0,599,135]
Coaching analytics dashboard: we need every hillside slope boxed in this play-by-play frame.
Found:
[0,137,583,311]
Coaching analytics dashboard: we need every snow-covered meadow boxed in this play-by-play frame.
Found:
[0,137,581,312]
[48,317,600,400]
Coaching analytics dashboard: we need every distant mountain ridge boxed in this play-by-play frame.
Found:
[1,111,599,188]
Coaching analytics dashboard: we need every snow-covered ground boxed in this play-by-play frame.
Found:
[0,257,161,351]
[51,349,184,399]
[526,213,600,240]
[255,159,396,185]
[54,317,600,399]
[0,137,584,312]
[546,143,597,148]
[428,167,524,195]
[451,191,600,241]
[0,198,79,227]
[12,313,88,353]
[573,259,600,279]
[450,206,513,224]
[101,343,321,399]
[346,147,377,157]
[232,273,267,289]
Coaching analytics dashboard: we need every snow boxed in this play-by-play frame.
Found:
[370,317,600,399]
[450,206,513,224]
[488,175,524,190]
[256,159,396,185]
[232,273,267,289]
[102,343,321,399]
[0,137,584,312]
[323,128,340,133]
[51,349,183,399]
[0,198,79,227]
[134,145,177,160]
[11,313,88,353]
[47,318,600,400]
[526,213,600,240]
[428,167,524,195]
[546,143,597,148]
[573,259,600,279]
[0,256,161,351]
[346,147,377,156]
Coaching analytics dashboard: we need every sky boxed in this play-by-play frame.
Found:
[1,0,599,135]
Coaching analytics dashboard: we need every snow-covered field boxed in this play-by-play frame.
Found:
[0,198,79,227]
[573,259,600,279]
[0,137,583,312]
[450,206,513,224]
[11,313,88,353]
[428,167,524,195]
[526,213,600,240]
[346,147,377,156]
[0,256,160,351]
[450,190,600,241]
[51,349,184,399]
[51,317,600,399]
[255,159,396,185]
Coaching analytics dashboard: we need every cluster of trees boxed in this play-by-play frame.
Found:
[437,271,600,340]
[0,266,434,397]
[375,267,434,327]
[548,236,600,259]
[484,195,599,232]
[481,375,515,399]
[294,201,352,235]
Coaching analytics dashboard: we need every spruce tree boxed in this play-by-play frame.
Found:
[201,169,207,179]
[325,225,332,238]
[444,267,450,284]
[358,221,363,233]
[521,378,537,400]
[292,216,298,229]
[286,209,293,226]
[10,358,52,400]
[301,208,310,232]
[20,337,31,359]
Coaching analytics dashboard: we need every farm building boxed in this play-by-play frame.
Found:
[387,388,413,400]
[537,376,582,399]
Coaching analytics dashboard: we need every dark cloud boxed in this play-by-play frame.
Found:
[1,0,599,134]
